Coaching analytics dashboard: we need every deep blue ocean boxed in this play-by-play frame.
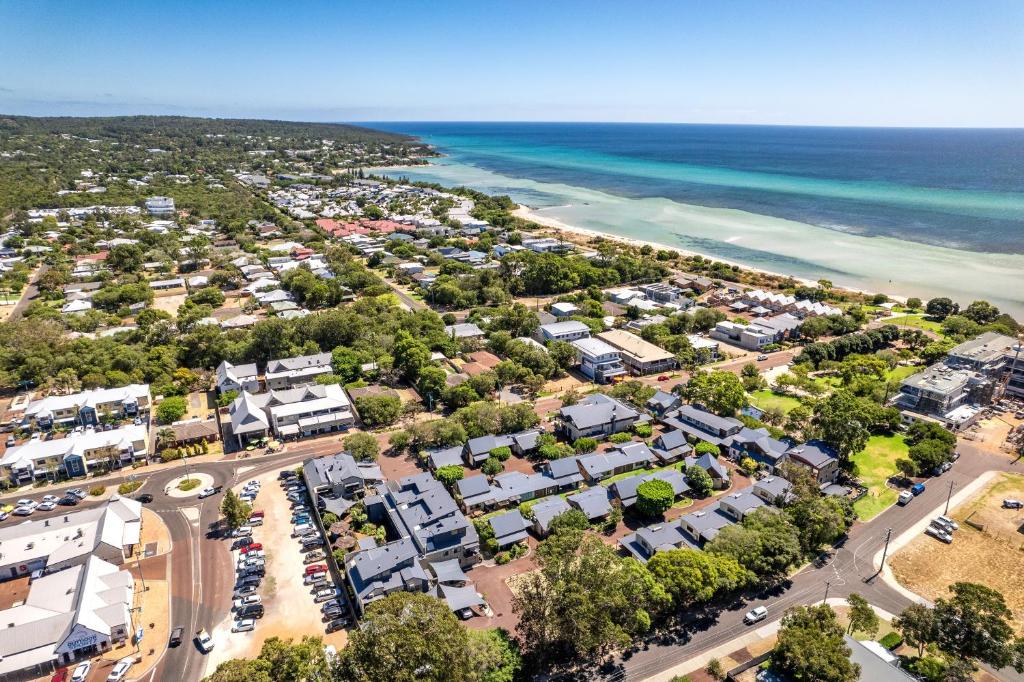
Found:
[370,122,1024,254]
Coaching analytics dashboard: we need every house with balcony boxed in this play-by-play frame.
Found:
[1,425,149,483]
[24,385,151,429]
[226,384,354,447]
[571,337,627,384]
[536,320,591,344]
[597,329,677,376]
[215,360,260,395]
[264,352,334,390]
[663,404,743,447]
[783,440,840,484]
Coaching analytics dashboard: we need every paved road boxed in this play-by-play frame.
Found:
[7,263,47,321]
[607,442,1022,681]
[384,278,426,311]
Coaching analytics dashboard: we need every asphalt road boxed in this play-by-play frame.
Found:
[7,263,47,321]
[606,442,1023,681]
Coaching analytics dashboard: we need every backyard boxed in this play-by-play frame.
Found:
[850,434,908,520]
[885,314,943,334]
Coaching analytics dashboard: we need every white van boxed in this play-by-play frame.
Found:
[897,490,913,506]
[292,523,312,537]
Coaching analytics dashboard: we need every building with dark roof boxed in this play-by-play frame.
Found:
[556,393,642,441]
[567,487,613,521]
[488,510,531,548]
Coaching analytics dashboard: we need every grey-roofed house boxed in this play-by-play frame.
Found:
[610,469,690,508]
[491,471,560,505]
[226,384,354,447]
[425,444,466,471]
[718,487,767,521]
[646,389,682,416]
[303,452,384,515]
[488,510,531,548]
[678,504,735,546]
[343,537,428,615]
[567,487,613,521]
[530,497,573,536]
[728,427,791,472]
[557,393,642,441]
[571,336,627,384]
[620,520,697,562]
[753,476,794,506]
[844,635,917,681]
[445,323,485,340]
[684,452,730,489]
[651,429,693,463]
[215,360,259,395]
[577,442,655,482]
[663,404,743,447]
[544,456,584,491]
[784,440,840,484]
[265,352,334,390]
[429,559,470,586]
[536,320,591,343]
[509,428,543,456]
[456,475,498,513]
[465,433,516,467]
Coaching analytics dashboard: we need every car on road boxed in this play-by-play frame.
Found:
[925,525,953,544]
[136,493,154,503]
[195,629,215,653]
[198,487,217,499]
[744,606,768,624]
[233,595,262,610]
[70,661,92,682]
[911,483,926,496]
[106,656,134,681]
[898,490,914,505]
[756,354,769,361]
[37,501,57,512]
[232,618,256,633]
[1003,499,1024,509]
[325,618,348,633]
[169,626,184,647]
[314,587,341,603]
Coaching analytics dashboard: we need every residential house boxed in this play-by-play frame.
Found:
[646,390,682,416]
[488,510,530,549]
[24,384,151,429]
[717,487,767,522]
[650,429,694,463]
[610,469,690,508]
[544,456,585,491]
[663,404,743,447]
[425,445,466,471]
[550,302,578,317]
[620,520,695,562]
[728,427,791,472]
[597,329,678,376]
[577,442,655,482]
[571,337,627,384]
[536,320,591,344]
[678,504,735,546]
[567,487,613,521]
[445,323,486,341]
[145,196,175,215]
[265,352,333,390]
[215,360,260,395]
[303,452,384,514]
[226,384,354,447]
[784,440,840,484]
[530,497,573,537]
[752,476,794,506]
[556,393,642,441]
[683,452,730,489]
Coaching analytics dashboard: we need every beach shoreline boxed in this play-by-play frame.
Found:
[512,203,888,300]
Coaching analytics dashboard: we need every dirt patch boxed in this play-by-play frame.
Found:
[151,293,188,314]
[203,466,347,675]
[890,472,1024,632]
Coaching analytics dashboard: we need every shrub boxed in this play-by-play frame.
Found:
[117,481,142,495]
[489,446,512,461]
[636,479,675,517]
[879,632,903,650]
[160,447,182,462]
[633,423,653,438]
[608,432,632,443]
[436,465,465,488]
[695,441,720,456]
[156,396,188,424]
[573,437,598,454]
[321,512,339,527]
[177,478,200,492]
[89,486,106,497]
[481,457,503,476]
[344,432,380,462]
[739,457,758,476]
[495,551,511,565]
[354,394,403,427]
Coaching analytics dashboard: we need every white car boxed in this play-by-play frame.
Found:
[37,501,57,512]
[232,526,253,537]
[925,526,953,544]
[0,511,9,521]
[71,661,92,682]
[744,606,768,624]
[232,618,256,633]
[934,515,959,531]
[246,480,260,489]
[41,495,60,503]
[233,595,262,610]
[195,629,215,653]
[13,506,34,516]
[106,656,135,681]
[16,498,37,509]
[304,571,327,585]
[198,487,217,499]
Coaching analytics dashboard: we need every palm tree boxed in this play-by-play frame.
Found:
[156,427,176,451]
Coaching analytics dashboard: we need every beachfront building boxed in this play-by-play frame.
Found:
[23,385,151,429]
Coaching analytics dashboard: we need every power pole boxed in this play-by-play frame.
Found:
[823,580,831,605]
[878,528,893,575]
[944,480,955,515]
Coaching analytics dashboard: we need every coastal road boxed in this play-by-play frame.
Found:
[605,442,1022,681]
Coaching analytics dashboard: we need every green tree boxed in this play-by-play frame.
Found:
[355,394,403,427]
[925,297,959,320]
[707,507,802,578]
[905,297,922,311]
[573,437,599,454]
[694,441,720,456]
[773,605,859,682]
[331,346,363,383]
[156,395,188,423]
[685,465,714,497]
[339,592,472,682]
[933,582,1019,669]
[893,603,938,657]
[811,390,870,462]
[481,457,503,476]
[635,478,675,517]
[203,636,328,682]
[464,628,522,682]
[647,548,752,605]
[679,370,748,415]
[435,465,464,489]
[847,593,879,637]
[220,490,252,530]
[344,432,380,462]
[962,300,1000,325]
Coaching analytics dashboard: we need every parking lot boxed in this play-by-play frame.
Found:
[203,466,348,675]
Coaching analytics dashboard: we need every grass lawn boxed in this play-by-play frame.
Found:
[851,434,909,520]
[749,389,803,414]
[886,365,922,383]
[886,314,943,334]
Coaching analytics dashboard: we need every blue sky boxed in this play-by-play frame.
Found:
[1,0,1022,126]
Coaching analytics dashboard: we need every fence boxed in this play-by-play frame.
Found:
[726,651,773,681]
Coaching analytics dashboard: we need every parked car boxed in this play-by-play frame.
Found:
[1002,499,1024,509]
[233,584,258,598]
[292,524,313,537]
[320,599,343,612]
[925,526,953,544]
[58,495,79,506]
[322,604,344,619]
[232,618,256,633]
[898,490,913,505]
[304,550,326,564]
[67,488,86,499]
[911,483,926,496]
[233,526,253,537]
[236,575,261,588]
[248,517,264,527]
[250,510,265,518]
[325,618,348,633]
[106,656,134,681]
[279,470,296,480]
[169,626,184,647]
[744,606,768,624]
[198,487,217,499]
[240,542,263,554]
[305,564,328,575]
[42,495,59,503]
[237,603,265,619]
[756,354,769,361]
[304,571,327,585]
[302,537,324,548]
[195,629,215,653]
[0,511,8,521]
[16,499,37,509]
[70,662,92,682]
[13,506,34,516]
[233,595,262,610]
[314,588,341,603]
[37,501,57,512]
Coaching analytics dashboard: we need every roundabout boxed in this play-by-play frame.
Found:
[165,472,215,498]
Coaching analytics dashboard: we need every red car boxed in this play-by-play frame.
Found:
[51,669,68,682]
[304,564,328,575]
[657,375,670,381]
[250,511,265,518]
[241,543,263,554]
